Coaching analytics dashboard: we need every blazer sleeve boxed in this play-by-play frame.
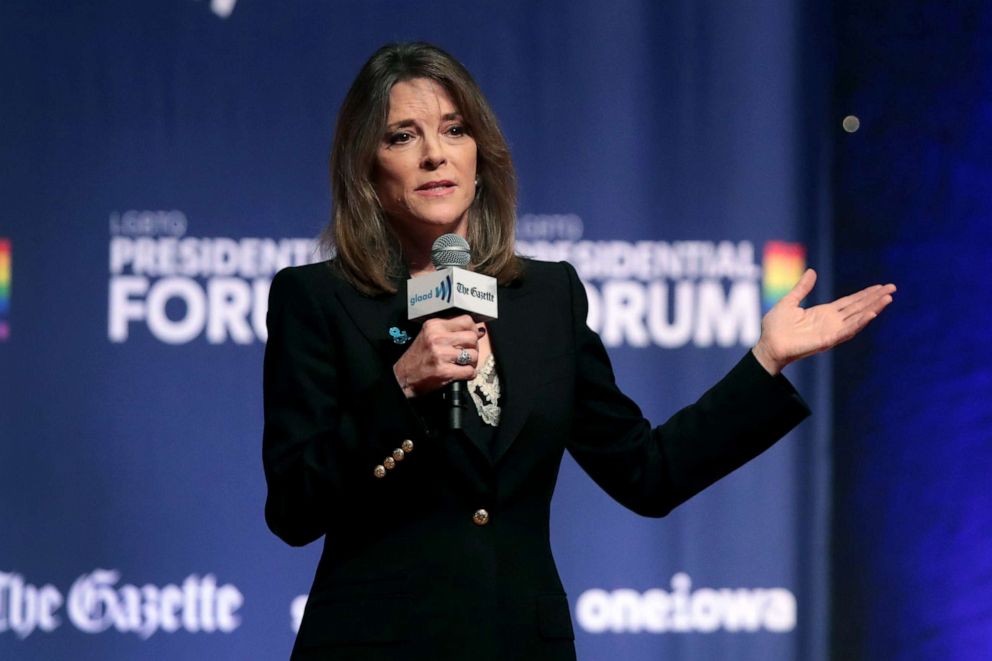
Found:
[262,266,427,546]
[562,261,811,517]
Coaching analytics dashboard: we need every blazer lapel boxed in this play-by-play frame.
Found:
[487,282,538,463]
[332,282,417,368]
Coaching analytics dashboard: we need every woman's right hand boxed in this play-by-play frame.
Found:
[393,314,482,398]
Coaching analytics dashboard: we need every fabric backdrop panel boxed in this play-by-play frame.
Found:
[0,1,831,659]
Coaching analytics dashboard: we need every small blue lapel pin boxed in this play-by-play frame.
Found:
[388,326,411,345]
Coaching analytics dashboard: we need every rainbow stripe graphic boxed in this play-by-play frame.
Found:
[763,241,806,309]
[0,239,9,341]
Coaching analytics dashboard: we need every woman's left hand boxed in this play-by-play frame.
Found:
[752,268,896,375]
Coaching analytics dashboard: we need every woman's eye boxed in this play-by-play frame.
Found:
[387,132,413,145]
[446,125,467,137]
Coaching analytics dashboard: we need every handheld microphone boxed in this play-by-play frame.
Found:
[406,234,499,430]
[407,235,497,322]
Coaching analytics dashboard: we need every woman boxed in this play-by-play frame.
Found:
[262,43,894,660]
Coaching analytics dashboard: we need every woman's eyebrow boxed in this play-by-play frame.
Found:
[385,112,463,131]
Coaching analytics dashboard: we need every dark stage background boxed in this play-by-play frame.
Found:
[831,1,992,659]
[1,1,988,660]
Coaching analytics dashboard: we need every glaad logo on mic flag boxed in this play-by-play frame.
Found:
[0,238,10,341]
[435,274,453,303]
[407,267,497,321]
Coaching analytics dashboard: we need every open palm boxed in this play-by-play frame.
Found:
[752,269,896,374]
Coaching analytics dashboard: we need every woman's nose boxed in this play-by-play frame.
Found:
[420,134,446,170]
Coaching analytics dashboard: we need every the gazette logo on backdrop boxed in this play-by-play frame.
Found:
[107,210,317,345]
[0,238,9,341]
[516,214,805,349]
[575,573,796,635]
[0,570,243,640]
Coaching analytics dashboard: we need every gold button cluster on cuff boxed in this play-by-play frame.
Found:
[373,440,415,479]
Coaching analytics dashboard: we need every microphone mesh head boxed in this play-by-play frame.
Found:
[431,234,471,269]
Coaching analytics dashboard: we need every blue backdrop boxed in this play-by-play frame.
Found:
[2,1,838,659]
[831,1,992,659]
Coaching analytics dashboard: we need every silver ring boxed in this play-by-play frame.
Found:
[455,349,471,366]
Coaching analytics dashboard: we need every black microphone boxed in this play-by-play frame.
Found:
[430,234,472,431]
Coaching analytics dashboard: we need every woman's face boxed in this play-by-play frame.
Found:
[373,78,478,245]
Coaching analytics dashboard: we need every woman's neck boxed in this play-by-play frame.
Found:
[391,222,468,278]
[406,255,435,278]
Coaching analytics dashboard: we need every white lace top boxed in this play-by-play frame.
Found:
[467,354,501,427]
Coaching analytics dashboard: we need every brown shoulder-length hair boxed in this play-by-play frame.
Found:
[320,42,522,295]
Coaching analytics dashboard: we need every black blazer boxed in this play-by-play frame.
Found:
[262,258,809,661]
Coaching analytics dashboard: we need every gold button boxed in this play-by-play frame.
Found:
[473,509,490,526]
[401,439,414,453]
[392,448,405,462]
[384,457,396,470]
[373,465,386,479]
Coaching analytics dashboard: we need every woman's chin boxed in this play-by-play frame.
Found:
[392,215,470,240]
